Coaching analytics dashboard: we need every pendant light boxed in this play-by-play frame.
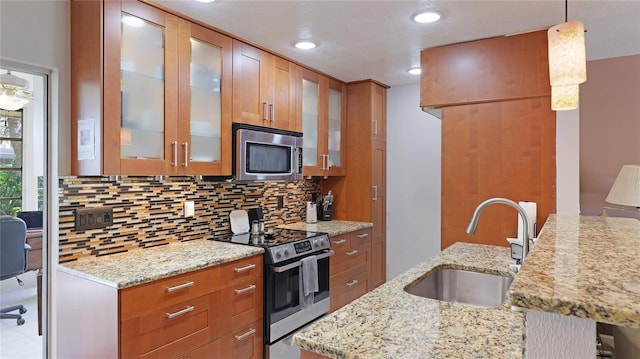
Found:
[548,0,586,111]
[0,71,33,111]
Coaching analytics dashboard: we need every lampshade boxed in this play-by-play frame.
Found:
[551,85,579,111]
[605,165,640,207]
[548,21,587,87]
[0,72,33,111]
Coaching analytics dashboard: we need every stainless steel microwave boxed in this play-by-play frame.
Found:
[234,124,303,181]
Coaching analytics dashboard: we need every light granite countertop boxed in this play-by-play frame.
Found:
[58,239,264,289]
[509,214,640,328]
[293,242,524,359]
[280,220,373,236]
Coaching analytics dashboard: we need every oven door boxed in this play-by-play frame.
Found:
[265,249,332,344]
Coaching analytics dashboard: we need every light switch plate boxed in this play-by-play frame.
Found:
[183,201,195,218]
[75,206,114,231]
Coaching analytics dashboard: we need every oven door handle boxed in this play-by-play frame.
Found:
[271,250,335,273]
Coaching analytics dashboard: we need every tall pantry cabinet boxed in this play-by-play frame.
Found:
[325,80,388,289]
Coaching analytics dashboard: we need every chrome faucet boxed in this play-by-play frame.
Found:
[466,198,531,266]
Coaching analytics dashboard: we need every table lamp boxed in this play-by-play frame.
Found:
[602,165,640,216]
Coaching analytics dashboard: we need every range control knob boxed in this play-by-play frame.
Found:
[283,247,290,256]
[319,237,326,247]
[275,248,283,259]
[313,238,319,247]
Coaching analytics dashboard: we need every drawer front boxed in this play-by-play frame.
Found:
[351,228,371,246]
[329,263,369,313]
[220,255,263,287]
[176,339,221,359]
[221,277,263,330]
[120,266,221,320]
[330,237,370,277]
[329,233,350,256]
[121,292,221,358]
[220,320,263,359]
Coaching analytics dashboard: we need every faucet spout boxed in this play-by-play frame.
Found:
[466,198,531,263]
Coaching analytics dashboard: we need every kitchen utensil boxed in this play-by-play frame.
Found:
[230,209,250,234]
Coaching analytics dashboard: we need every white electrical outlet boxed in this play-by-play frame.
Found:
[183,201,195,218]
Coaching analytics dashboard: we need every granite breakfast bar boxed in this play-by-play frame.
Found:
[294,215,640,358]
[293,242,525,359]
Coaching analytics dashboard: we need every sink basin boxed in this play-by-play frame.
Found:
[404,267,513,308]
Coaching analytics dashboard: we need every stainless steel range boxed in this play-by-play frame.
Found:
[211,227,333,358]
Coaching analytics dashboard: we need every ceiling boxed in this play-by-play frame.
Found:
[151,0,640,87]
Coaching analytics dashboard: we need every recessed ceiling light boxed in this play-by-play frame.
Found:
[407,67,422,75]
[413,11,441,24]
[194,0,216,3]
[294,41,317,50]
[121,16,144,27]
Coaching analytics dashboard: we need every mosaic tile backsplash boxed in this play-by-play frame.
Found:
[58,176,321,262]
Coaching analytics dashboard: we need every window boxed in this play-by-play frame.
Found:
[0,109,24,214]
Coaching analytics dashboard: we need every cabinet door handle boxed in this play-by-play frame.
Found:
[171,141,178,167]
[269,103,275,122]
[373,120,378,136]
[235,328,256,341]
[165,305,194,319]
[332,239,347,245]
[182,142,189,167]
[357,233,369,238]
[166,281,194,293]
[234,284,256,295]
[346,279,358,287]
[372,186,378,201]
[234,263,256,273]
[262,102,269,122]
[346,250,359,256]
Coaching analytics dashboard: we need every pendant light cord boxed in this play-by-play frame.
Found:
[565,0,568,22]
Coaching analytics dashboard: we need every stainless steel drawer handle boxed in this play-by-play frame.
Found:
[234,263,256,273]
[346,279,358,287]
[235,328,256,341]
[234,284,256,295]
[166,281,194,293]
[357,233,369,238]
[165,305,194,319]
[332,239,347,245]
[346,250,359,256]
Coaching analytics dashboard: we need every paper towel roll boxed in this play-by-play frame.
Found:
[517,201,537,240]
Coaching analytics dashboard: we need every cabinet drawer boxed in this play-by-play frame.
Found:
[220,319,263,359]
[330,263,369,313]
[120,266,220,320]
[122,292,220,358]
[220,255,263,287]
[221,277,263,330]
[176,339,221,359]
[329,233,350,256]
[330,237,370,276]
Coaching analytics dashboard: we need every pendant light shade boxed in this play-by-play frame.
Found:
[551,85,579,111]
[548,20,587,87]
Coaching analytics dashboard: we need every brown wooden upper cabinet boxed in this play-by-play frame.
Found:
[232,40,298,132]
[420,30,551,109]
[71,0,232,175]
[298,68,347,177]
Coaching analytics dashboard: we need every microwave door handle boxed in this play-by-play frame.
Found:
[271,250,335,273]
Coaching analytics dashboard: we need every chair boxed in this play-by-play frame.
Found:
[1,215,29,325]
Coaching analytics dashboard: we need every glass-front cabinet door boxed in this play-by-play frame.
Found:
[178,21,232,175]
[301,69,322,176]
[104,1,178,174]
[326,79,346,176]
[300,69,345,177]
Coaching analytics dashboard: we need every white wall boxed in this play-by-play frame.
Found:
[386,83,441,280]
[0,0,70,176]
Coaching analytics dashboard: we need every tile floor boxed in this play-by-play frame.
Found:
[0,270,43,359]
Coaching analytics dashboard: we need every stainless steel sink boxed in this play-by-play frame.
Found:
[404,267,513,308]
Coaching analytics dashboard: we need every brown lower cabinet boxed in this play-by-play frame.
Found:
[329,228,372,312]
[57,254,263,359]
